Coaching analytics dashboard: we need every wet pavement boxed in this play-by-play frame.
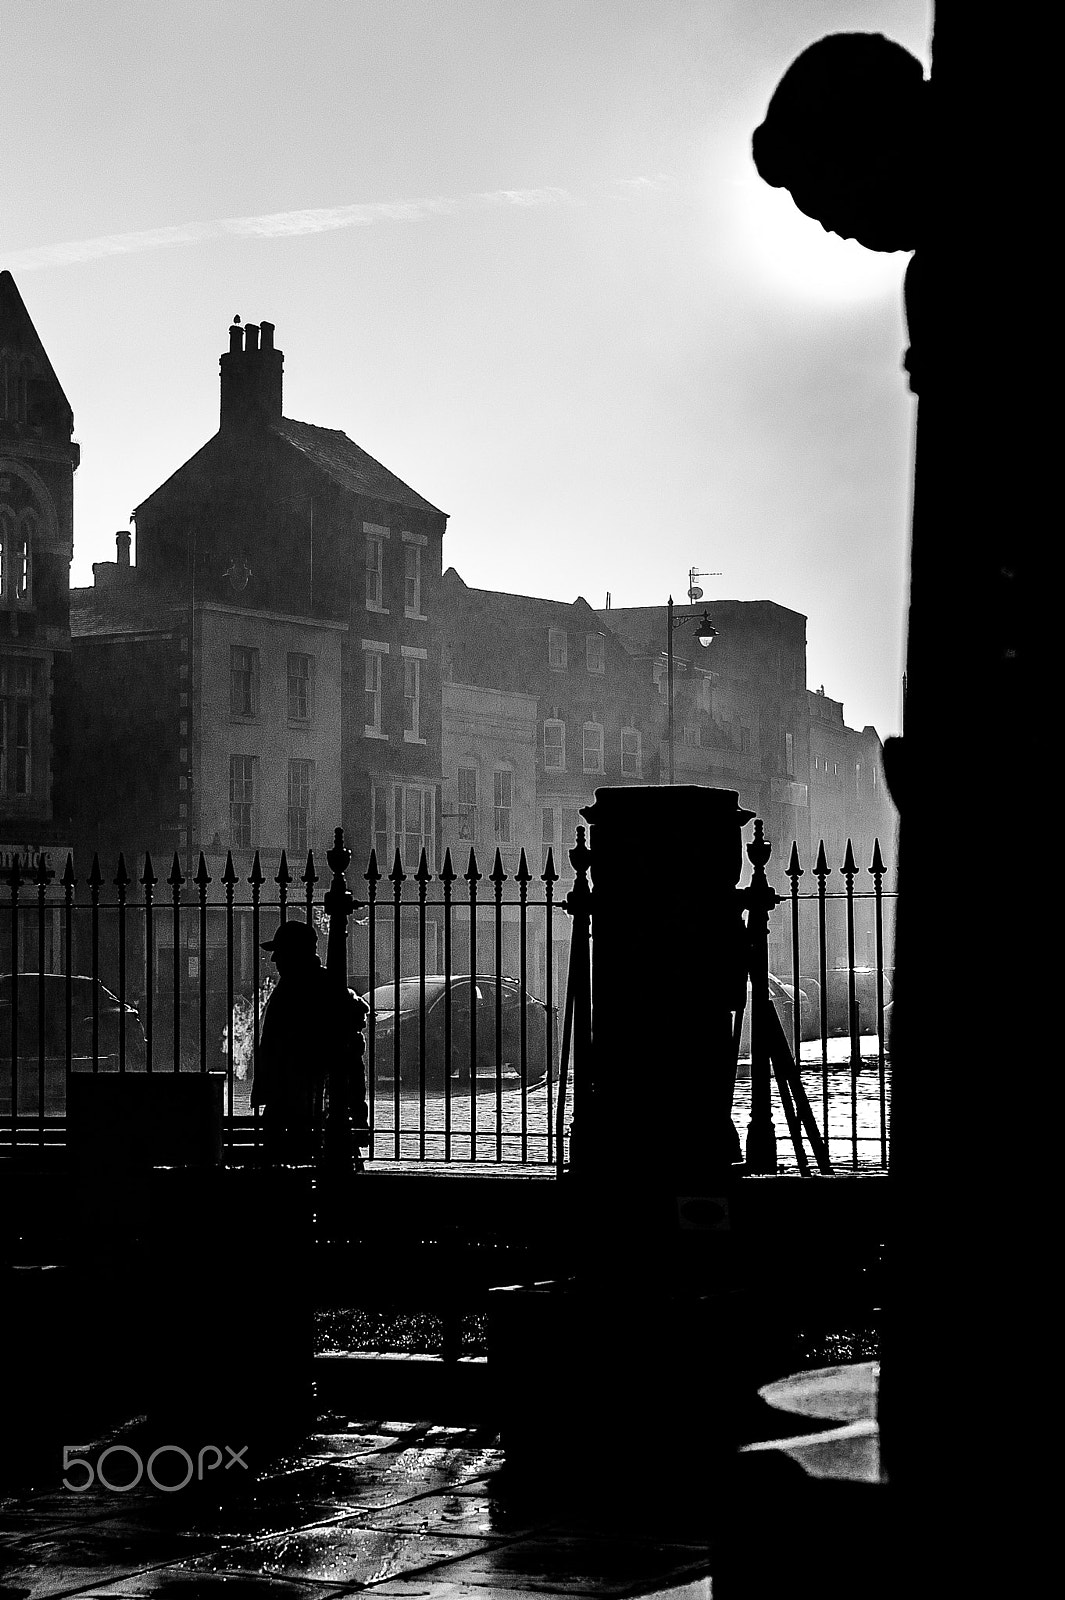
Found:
[0,1417,720,1598]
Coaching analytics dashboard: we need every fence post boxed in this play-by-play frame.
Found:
[561,825,592,1174]
[741,820,779,1175]
[322,827,366,1171]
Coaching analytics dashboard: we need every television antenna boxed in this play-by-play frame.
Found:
[687,566,720,602]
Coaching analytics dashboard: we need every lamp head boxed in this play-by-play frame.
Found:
[695,611,718,648]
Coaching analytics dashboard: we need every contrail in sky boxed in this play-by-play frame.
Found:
[4,186,580,271]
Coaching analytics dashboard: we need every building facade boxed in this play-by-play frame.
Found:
[0,271,78,904]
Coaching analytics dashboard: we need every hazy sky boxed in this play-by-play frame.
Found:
[2,0,930,738]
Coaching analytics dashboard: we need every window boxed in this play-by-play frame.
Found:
[229,755,258,849]
[0,507,33,606]
[404,540,423,617]
[583,722,604,774]
[403,650,425,741]
[541,806,555,874]
[494,768,513,843]
[229,646,259,717]
[287,653,314,722]
[457,765,477,840]
[364,523,387,610]
[0,657,34,796]
[621,727,641,777]
[287,759,316,855]
[373,781,436,871]
[0,353,31,424]
[586,633,605,674]
[543,718,565,771]
[363,642,387,735]
[548,628,568,669]
[541,804,581,874]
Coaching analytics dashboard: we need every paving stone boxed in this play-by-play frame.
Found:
[394,1533,714,1596]
[178,1523,501,1589]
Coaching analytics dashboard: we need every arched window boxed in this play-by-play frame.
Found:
[0,505,34,606]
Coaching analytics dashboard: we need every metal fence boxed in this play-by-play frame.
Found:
[1,827,895,1170]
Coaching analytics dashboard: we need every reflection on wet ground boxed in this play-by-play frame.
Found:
[0,1418,720,1598]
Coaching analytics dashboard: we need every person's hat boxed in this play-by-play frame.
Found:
[260,919,318,955]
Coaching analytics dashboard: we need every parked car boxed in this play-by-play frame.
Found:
[362,974,558,1094]
[737,974,815,1060]
[804,968,893,1036]
[0,973,147,1114]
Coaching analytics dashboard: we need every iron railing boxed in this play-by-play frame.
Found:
[1,828,895,1171]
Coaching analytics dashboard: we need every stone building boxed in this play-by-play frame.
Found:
[71,316,447,878]
[0,271,78,909]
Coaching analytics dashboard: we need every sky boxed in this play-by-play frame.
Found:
[1,0,930,739]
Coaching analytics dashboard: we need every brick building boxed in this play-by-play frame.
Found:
[0,271,78,905]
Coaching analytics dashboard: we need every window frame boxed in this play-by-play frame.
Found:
[287,652,315,723]
[548,627,568,670]
[543,717,566,772]
[286,757,316,856]
[582,721,604,774]
[621,726,642,777]
[229,754,259,850]
[362,641,388,738]
[493,767,513,844]
[585,633,605,674]
[229,645,260,719]
[364,522,389,612]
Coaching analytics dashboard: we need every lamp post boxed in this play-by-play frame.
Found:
[666,598,718,783]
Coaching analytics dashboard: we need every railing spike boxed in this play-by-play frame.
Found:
[194,852,211,888]
[365,848,381,886]
[88,853,103,888]
[276,850,291,886]
[389,848,406,884]
[62,854,77,891]
[113,853,130,890]
[34,852,51,889]
[415,847,432,884]
[814,840,830,877]
[439,847,456,883]
[787,841,803,879]
[140,852,156,889]
[465,847,482,883]
[167,852,185,888]
[515,847,531,885]
[249,850,264,887]
[870,837,886,876]
[842,839,858,876]
[222,850,238,885]
[302,849,318,886]
[541,847,558,885]
[490,848,507,885]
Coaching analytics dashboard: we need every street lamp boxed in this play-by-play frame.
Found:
[666,597,718,784]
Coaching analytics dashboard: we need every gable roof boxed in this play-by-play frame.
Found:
[441,567,601,630]
[270,418,445,517]
[0,269,74,423]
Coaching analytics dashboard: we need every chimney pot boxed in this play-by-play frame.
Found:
[116,530,131,567]
[260,321,274,350]
[245,323,260,353]
[229,322,243,354]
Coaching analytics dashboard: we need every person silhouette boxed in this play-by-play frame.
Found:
[251,918,369,1167]
[752,32,932,394]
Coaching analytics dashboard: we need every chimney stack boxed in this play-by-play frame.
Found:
[219,314,283,430]
[116,530,131,567]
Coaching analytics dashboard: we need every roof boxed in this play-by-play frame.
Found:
[270,418,445,517]
[0,269,74,427]
[70,584,183,638]
[441,568,601,629]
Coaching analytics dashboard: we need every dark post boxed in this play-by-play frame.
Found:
[577,785,751,1275]
[322,826,366,1172]
[739,820,779,1174]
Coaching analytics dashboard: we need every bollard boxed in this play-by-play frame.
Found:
[575,785,753,1277]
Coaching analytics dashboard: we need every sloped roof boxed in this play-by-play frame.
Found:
[271,418,445,517]
[70,584,184,638]
[441,567,600,629]
[0,269,74,425]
